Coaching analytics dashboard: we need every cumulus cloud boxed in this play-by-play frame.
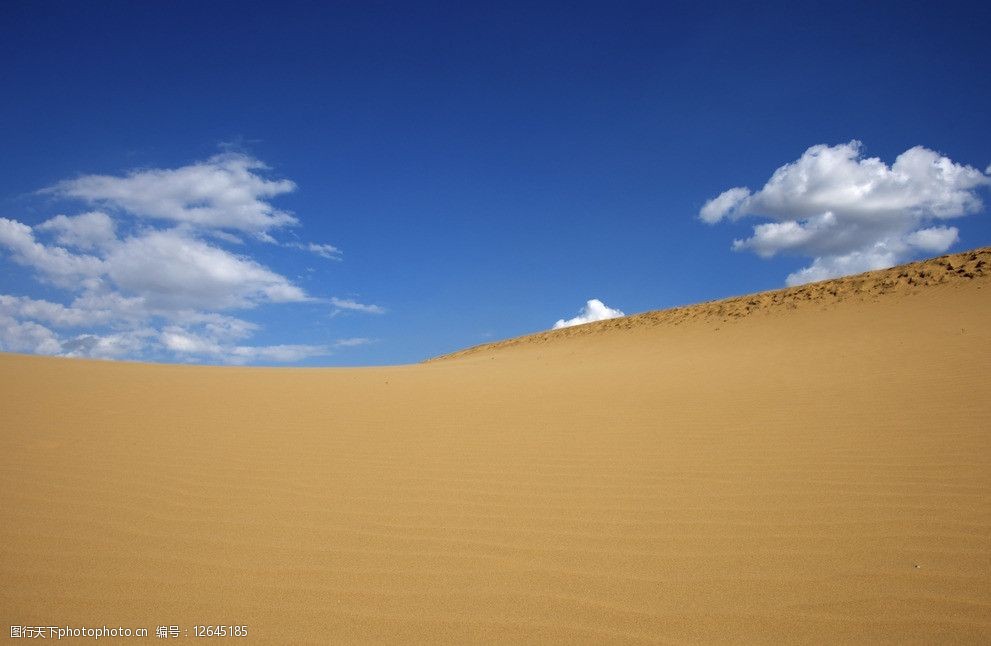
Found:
[329,297,386,315]
[700,141,991,285]
[553,299,625,329]
[0,153,379,364]
[49,153,297,236]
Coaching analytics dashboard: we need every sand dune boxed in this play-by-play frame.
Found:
[433,246,991,361]
[2,247,990,644]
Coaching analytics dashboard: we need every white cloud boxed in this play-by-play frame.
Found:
[329,297,386,315]
[0,314,62,355]
[0,153,381,364]
[160,326,328,364]
[905,225,959,252]
[0,289,295,361]
[0,222,338,361]
[61,329,155,359]
[104,229,308,309]
[701,141,991,284]
[37,212,117,250]
[0,294,112,327]
[206,229,245,245]
[333,337,372,347]
[65,290,150,325]
[0,222,308,311]
[49,153,297,235]
[0,217,105,284]
[171,311,259,342]
[553,299,625,329]
[160,327,223,355]
[784,246,900,286]
[700,187,751,224]
[225,344,328,364]
[287,241,342,259]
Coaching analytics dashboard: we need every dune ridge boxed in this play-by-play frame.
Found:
[1,246,990,644]
[430,247,991,362]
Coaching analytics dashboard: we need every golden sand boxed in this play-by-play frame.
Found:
[2,248,990,644]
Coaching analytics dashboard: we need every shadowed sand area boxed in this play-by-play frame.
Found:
[2,248,990,644]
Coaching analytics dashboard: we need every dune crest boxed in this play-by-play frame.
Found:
[430,247,991,362]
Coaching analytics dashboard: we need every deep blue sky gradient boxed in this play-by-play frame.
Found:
[2,1,989,364]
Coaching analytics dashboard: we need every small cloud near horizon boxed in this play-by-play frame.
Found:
[553,299,625,329]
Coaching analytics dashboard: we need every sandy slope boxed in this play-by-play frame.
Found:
[2,248,990,644]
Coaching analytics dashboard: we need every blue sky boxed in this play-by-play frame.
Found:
[1,1,989,365]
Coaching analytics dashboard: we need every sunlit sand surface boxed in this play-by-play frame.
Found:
[2,248,990,644]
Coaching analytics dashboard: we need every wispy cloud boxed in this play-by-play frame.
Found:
[286,241,342,259]
[160,326,329,364]
[333,337,373,348]
[329,297,386,315]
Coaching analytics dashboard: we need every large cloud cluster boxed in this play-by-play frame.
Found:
[0,154,382,362]
[700,142,991,285]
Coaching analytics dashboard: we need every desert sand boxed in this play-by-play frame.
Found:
[2,248,990,644]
